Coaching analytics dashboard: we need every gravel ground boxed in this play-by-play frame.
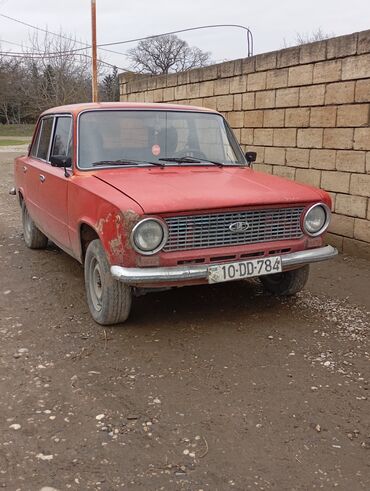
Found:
[0,151,369,491]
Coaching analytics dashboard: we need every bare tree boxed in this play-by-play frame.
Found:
[127,34,211,74]
[20,31,93,118]
[0,30,114,124]
[0,53,26,124]
[295,28,335,45]
[283,28,335,48]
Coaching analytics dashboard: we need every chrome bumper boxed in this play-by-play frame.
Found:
[111,245,338,285]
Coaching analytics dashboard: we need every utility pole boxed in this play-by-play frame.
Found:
[91,0,98,102]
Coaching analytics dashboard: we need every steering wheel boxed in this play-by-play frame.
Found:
[174,148,208,160]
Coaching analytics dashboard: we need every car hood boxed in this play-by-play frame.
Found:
[94,166,327,214]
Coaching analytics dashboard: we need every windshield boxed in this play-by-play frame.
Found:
[78,110,246,168]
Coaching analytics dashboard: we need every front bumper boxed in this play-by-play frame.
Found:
[111,245,338,285]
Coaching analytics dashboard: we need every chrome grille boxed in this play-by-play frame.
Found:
[164,207,304,251]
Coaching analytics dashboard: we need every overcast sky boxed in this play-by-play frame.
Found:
[1,0,369,72]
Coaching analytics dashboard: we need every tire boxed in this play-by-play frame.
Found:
[260,265,310,296]
[22,202,48,249]
[84,239,132,325]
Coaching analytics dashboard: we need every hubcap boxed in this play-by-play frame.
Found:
[89,258,103,312]
[23,207,32,239]
[266,273,284,284]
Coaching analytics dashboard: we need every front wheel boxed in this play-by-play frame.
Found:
[84,239,132,325]
[260,265,310,296]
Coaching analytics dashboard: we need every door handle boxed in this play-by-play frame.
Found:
[39,174,46,183]
[22,166,27,173]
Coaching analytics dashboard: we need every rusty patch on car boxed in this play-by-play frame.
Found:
[121,210,143,266]
[95,210,141,264]
[109,236,124,259]
[95,213,114,236]
[121,210,140,246]
[109,213,127,262]
[115,210,141,262]
[121,210,140,229]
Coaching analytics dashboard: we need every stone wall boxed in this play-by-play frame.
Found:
[119,30,370,259]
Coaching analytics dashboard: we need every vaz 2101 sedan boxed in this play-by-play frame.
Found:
[12,102,337,325]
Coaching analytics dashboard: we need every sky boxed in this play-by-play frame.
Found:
[0,0,369,73]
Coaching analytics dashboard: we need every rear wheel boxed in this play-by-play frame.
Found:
[22,202,48,249]
[260,265,310,296]
[84,239,132,325]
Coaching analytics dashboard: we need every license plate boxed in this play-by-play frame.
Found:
[208,256,282,284]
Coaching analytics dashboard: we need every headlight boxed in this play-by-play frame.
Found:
[303,203,331,236]
[131,218,168,255]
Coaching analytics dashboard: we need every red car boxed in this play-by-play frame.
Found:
[13,102,337,325]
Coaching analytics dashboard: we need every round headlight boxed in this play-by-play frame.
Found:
[303,203,330,236]
[131,218,168,255]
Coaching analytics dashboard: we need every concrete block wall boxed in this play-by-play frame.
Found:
[120,30,370,259]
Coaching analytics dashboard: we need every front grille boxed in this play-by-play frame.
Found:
[163,207,304,252]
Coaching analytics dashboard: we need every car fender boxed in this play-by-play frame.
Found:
[68,176,142,266]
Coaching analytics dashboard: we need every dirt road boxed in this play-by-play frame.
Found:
[0,152,369,490]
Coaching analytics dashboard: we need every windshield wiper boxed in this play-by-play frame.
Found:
[159,156,224,168]
[91,158,164,168]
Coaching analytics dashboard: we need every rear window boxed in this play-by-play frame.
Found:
[30,123,42,157]
[30,117,54,161]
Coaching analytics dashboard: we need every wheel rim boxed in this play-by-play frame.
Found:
[89,257,103,312]
[265,273,284,284]
[23,206,32,240]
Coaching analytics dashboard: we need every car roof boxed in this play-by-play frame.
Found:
[41,101,218,116]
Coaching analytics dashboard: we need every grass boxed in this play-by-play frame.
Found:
[0,139,28,146]
[0,124,34,137]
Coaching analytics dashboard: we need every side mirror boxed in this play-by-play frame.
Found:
[50,155,72,168]
[245,151,257,166]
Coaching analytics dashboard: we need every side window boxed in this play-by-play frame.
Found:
[51,117,72,158]
[30,122,42,157]
[36,117,54,161]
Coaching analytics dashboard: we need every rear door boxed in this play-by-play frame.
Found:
[24,116,54,228]
[37,115,73,250]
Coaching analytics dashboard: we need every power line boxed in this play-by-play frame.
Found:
[0,38,29,49]
[0,14,254,57]
[0,13,254,73]
[0,48,88,57]
[0,49,127,71]
[0,14,128,70]
[98,24,254,57]
[0,12,128,57]
[0,50,84,59]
